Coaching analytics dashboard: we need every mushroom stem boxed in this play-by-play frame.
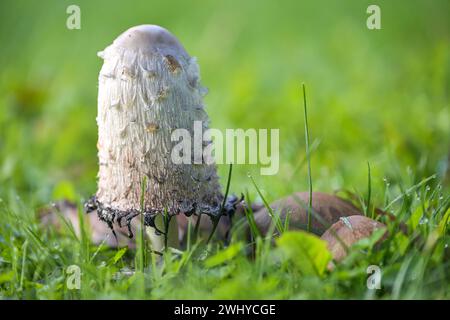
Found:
[146,214,178,253]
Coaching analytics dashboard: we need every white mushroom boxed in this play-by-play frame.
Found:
[87,25,223,241]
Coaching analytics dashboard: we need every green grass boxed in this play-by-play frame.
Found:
[0,178,448,299]
[0,0,449,299]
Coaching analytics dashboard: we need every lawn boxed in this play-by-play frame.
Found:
[0,0,449,299]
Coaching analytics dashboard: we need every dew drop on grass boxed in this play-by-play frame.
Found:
[340,217,353,230]
[419,216,429,225]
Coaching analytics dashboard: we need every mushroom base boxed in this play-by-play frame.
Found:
[84,194,244,241]
[84,196,143,239]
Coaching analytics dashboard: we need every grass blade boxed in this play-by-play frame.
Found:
[137,176,147,273]
[302,83,313,232]
[248,173,283,234]
[367,162,373,218]
[207,163,233,244]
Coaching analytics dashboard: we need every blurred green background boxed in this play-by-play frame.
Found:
[0,0,449,206]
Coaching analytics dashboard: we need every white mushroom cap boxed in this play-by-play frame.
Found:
[94,25,223,220]
[106,25,189,58]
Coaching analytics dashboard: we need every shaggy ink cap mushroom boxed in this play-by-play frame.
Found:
[88,25,225,236]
